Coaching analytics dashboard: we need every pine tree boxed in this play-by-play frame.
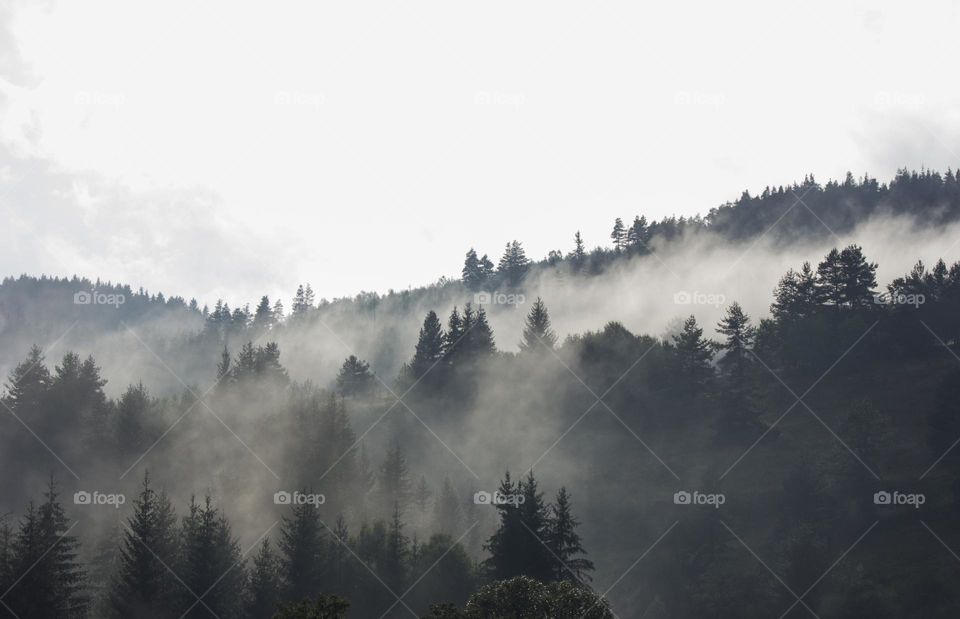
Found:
[519,298,558,353]
[610,218,626,251]
[572,231,586,268]
[444,307,465,361]
[383,504,409,592]
[245,538,282,619]
[115,382,153,457]
[177,496,244,618]
[272,299,285,324]
[279,496,326,602]
[497,241,530,287]
[379,441,412,514]
[627,215,650,253]
[546,487,594,583]
[335,356,375,397]
[465,305,497,359]
[411,311,445,379]
[462,249,486,292]
[816,248,845,308]
[838,244,878,307]
[672,315,714,387]
[253,295,273,331]
[483,472,552,582]
[109,472,179,618]
[414,476,432,515]
[715,302,755,383]
[433,478,463,537]
[6,478,88,618]
[216,346,232,383]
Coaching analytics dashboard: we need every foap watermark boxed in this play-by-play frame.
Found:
[475,291,526,308]
[873,91,926,109]
[874,490,925,509]
[673,490,725,509]
[474,91,526,109]
[74,490,126,509]
[673,290,725,308]
[74,289,125,308]
[474,490,525,506]
[673,91,726,107]
[74,91,126,107]
[273,91,325,107]
[274,490,325,508]
[873,291,925,308]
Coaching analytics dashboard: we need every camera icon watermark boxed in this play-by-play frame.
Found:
[74,289,125,308]
[474,291,525,308]
[673,290,725,308]
[74,490,126,509]
[873,292,925,308]
[873,490,924,509]
[673,490,725,509]
[274,490,325,508]
[473,490,525,506]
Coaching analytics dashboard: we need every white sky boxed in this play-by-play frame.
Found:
[1,0,958,306]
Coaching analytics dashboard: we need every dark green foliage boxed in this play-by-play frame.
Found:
[4,479,87,618]
[279,499,326,602]
[545,487,594,583]
[519,298,558,353]
[246,539,282,619]
[177,496,245,618]
[462,576,614,618]
[273,594,349,618]
[108,472,178,618]
[411,311,446,380]
[335,355,375,397]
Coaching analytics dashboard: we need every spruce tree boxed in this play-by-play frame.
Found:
[378,441,412,515]
[546,487,594,583]
[6,479,87,618]
[572,231,586,268]
[253,295,273,331]
[671,315,714,387]
[245,538,282,619]
[279,495,326,602]
[627,215,650,253]
[382,504,409,592]
[335,356,375,397]
[610,218,626,251]
[715,302,755,383]
[433,477,464,537]
[816,248,845,308]
[462,249,485,292]
[177,496,244,619]
[109,472,178,618]
[519,298,558,353]
[411,311,445,379]
[838,244,878,307]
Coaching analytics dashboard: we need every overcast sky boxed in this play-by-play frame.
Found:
[1,0,958,306]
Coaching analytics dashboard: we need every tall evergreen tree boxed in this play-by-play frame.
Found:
[253,295,274,331]
[715,302,755,382]
[5,478,87,618]
[610,218,626,251]
[245,538,282,619]
[335,356,375,397]
[546,487,594,583]
[411,311,445,379]
[462,249,486,292]
[572,232,586,269]
[109,472,179,619]
[816,248,846,308]
[838,244,878,307]
[627,215,650,253]
[279,497,326,603]
[177,496,244,619]
[379,441,412,515]
[671,315,714,387]
[433,478,463,537]
[519,298,558,353]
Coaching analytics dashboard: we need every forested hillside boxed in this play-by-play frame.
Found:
[2,169,960,616]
